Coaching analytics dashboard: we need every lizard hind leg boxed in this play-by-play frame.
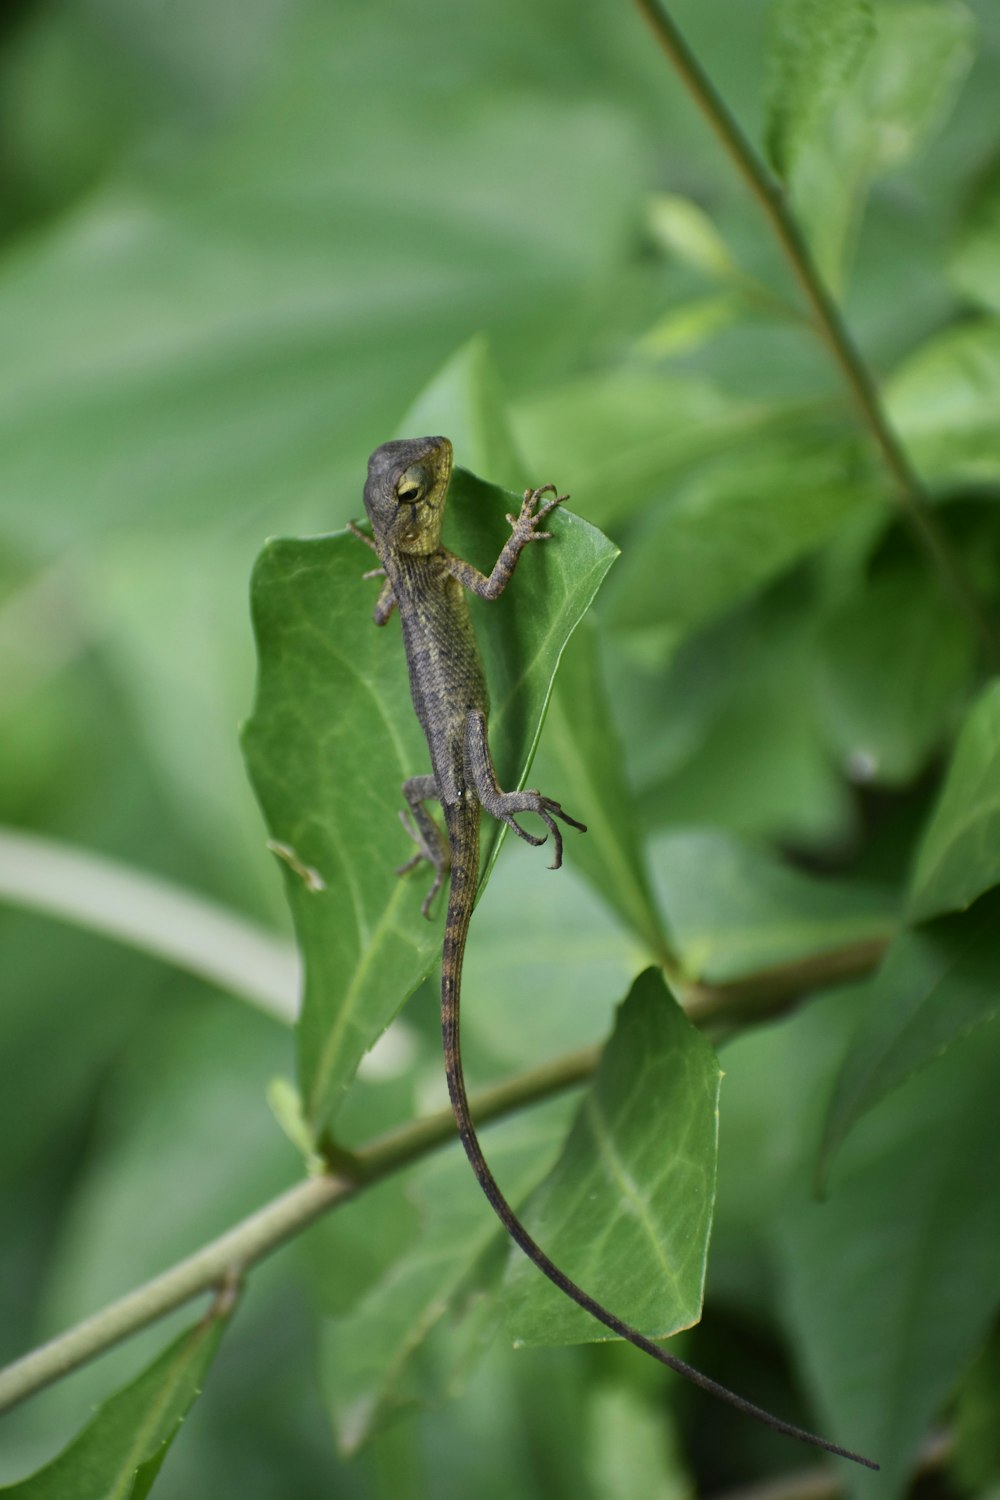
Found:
[398,774,450,918]
[463,709,586,870]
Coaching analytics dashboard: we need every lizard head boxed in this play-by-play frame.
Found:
[363,436,453,555]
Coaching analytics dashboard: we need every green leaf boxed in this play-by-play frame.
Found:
[450,829,638,1070]
[511,368,782,533]
[813,562,976,786]
[0,1316,226,1498]
[951,158,1000,314]
[242,469,617,1137]
[819,892,1000,1179]
[951,1330,1000,1495]
[857,5,974,160]
[629,589,854,847]
[784,3,975,288]
[0,48,645,551]
[779,1012,1000,1495]
[504,968,721,1345]
[635,294,745,359]
[322,1101,572,1452]
[650,827,896,985]
[266,1076,322,1167]
[764,0,874,180]
[584,1384,689,1500]
[603,425,879,639]
[535,622,670,962]
[646,193,739,282]
[887,318,1000,487]
[908,679,1000,923]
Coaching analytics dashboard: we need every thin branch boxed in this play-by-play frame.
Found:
[631,0,999,661]
[0,826,299,1024]
[0,1177,348,1418]
[0,1045,597,1416]
[0,926,886,1417]
[683,935,888,1030]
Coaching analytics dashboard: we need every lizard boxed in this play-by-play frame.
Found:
[350,434,877,1471]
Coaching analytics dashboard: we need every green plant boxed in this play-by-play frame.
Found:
[2,1,1000,1495]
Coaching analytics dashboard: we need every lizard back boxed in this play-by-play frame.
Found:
[388,549,489,806]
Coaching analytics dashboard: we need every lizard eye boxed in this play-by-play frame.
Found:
[396,464,430,503]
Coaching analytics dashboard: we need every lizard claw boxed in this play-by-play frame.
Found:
[508,486,569,547]
[502,814,546,848]
[499,794,587,870]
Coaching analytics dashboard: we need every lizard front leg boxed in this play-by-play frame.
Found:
[445,486,567,601]
[463,709,586,869]
[348,519,397,624]
[397,774,450,918]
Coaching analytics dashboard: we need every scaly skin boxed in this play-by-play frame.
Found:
[352,435,876,1471]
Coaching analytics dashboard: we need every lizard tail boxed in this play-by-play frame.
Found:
[438,804,877,1471]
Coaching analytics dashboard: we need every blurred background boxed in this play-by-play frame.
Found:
[2,0,999,1495]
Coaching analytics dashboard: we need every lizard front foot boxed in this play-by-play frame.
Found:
[505,485,569,546]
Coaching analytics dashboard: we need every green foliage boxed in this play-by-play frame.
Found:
[908,679,1000,922]
[814,560,977,785]
[820,892,1000,1177]
[505,969,720,1345]
[764,0,875,180]
[536,623,669,962]
[887,319,1000,486]
[0,1318,225,1499]
[651,828,896,984]
[323,1100,575,1452]
[779,1008,1000,1498]
[778,1,975,287]
[951,1330,1000,1494]
[4,0,1000,1497]
[953,159,1000,313]
[603,422,880,638]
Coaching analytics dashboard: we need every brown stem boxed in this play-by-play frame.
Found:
[631,0,999,660]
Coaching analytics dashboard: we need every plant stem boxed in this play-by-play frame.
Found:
[0,1046,597,1416]
[684,934,889,1029]
[0,826,298,1025]
[631,0,999,659]
[0,929,886,1418]
[0,1178,348,1418]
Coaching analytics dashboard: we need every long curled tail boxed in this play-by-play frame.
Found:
[438,806,877,1471]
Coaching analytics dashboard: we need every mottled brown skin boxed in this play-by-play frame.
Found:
[353,436,876,1472]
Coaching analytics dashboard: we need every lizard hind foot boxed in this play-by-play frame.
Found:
[396,809,450,920]
[419,871,445,920]
[499,793,587,870]
[395,854,447,920]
